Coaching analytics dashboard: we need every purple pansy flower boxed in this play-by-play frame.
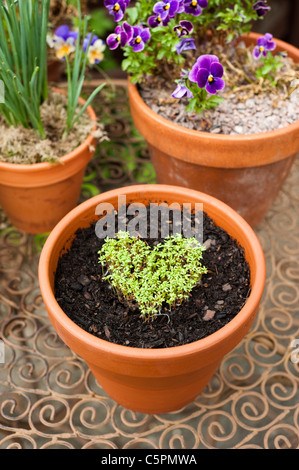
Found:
[172,82,193,99]
[106,22,133,50]
[183,0,208,16]
[173,20,193,37]
[253,0,270,17]
[253,33,276,59]
[189,55,225,95]
[104,0,127,22]
[176,37,196,55]
[153,0,180,20]
[129,25,151,52]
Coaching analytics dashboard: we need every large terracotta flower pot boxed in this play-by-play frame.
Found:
[0,90,97,234]
[127,33,299,228]
[38,184,266,414]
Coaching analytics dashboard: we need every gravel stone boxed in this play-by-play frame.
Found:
[140,85,299,135]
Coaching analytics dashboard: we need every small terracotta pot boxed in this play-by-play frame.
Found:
[38,184,266,414]
[128,33,299,228]
[0,89,97,234]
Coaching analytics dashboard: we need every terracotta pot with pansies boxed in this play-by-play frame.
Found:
[103,0,299,227]
[38,184,266,414]
[128,33,299,228]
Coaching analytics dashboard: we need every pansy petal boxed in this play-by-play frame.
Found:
[210,61,224,78]
[106,33,120,49]
[188,62,200,83]
[132,41,145,52]
[172,84,187,99]
[214,77,225,91]
[133,25,141,36]
[197,68,209,88]
[148,15,159,27]
[184,0,202,16]
[205,81,218,94]
[140,28,151,43]
[54,25,70,40]
[180,20,193,33]
[122,21,133,41]
[169,0,179,17]
[257,37,266,47]
[114,9,124,21]
[197,54,218,71]
[119,31,128,47]
[267,40,276,51]
[264,33,273,42]
[153,1,169,17]
[253,46,261,59]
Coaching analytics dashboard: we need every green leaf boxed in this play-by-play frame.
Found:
[126,7,138,24]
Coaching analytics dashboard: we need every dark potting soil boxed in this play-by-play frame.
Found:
[54,207,251,349]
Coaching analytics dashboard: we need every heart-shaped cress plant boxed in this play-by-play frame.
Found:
[98,231,208,320]
[54,204,251,349]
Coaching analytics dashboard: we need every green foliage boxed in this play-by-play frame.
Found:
[186,82,224,113]
[122,18,184,83]
[63,1,105,137]
[112,0,264,111]
[121,0,260,82]
[213,1,258,42]
[0,0,104,139]
[98,231,208,320]
[255,52,285,86]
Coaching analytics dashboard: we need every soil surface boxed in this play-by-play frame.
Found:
[0,89,105,164]
[54,207,251,349]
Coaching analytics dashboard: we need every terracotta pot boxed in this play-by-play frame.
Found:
[38,184,266,414]
[128,33,299,228]
[0,89,97,234]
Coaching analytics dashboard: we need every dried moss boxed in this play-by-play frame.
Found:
[0,89,107,164]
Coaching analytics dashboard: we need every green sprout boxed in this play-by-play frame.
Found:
[255,52,285,86]
[98,231,208,320]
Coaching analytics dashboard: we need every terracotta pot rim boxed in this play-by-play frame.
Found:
[129,82,299,142]
[129,32,299,144]
[38,184,266,362]
[0,87,97,172]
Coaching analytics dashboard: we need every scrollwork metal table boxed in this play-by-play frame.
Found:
[0,81,298,449]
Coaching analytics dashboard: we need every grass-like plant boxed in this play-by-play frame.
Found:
[98,231,208,320]
[63,3,105,138]
[0,0,104,140]
[0,0,50,138]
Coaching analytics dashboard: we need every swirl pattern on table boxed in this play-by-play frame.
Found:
[0,82,298,449]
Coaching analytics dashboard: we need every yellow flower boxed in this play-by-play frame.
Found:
[87,39,106,65]
[53,36,76,60]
